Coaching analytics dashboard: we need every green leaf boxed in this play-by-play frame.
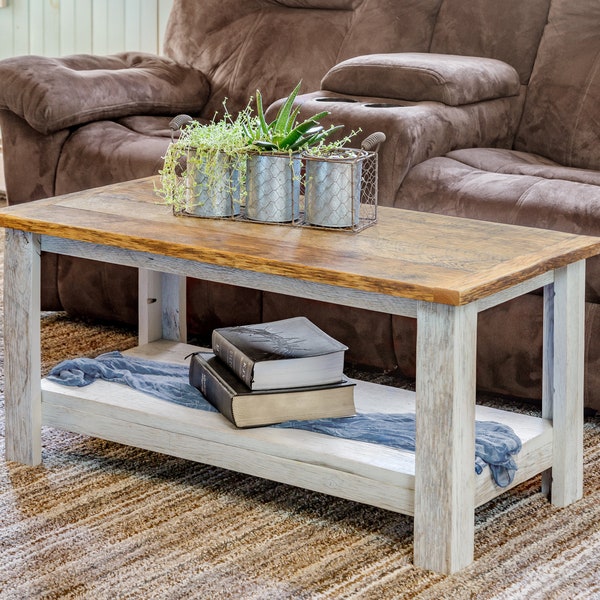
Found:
[279,121,322,149]
[253,140,279,151]
[272,81,302,135]
[255,90,270,138]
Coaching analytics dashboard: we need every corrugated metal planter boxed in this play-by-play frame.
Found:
[245,153,301,222]
[185,152,242,217]
[303,149,369,228]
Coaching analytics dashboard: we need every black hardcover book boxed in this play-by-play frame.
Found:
[211,317,348,391]
[189,352,356,428]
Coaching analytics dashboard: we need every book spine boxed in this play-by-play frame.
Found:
[211,329,255,388]
[189,354,237,425]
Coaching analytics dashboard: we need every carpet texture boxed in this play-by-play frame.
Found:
[1,232,600,598]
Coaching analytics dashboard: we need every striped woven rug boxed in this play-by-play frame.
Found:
[1,250,600,598]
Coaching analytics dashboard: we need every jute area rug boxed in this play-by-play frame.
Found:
[1,220,600,598]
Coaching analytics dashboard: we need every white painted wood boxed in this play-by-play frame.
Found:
[542,281,554,497]
[131,0,160,54]
[0,0,171,59]
[543,262,585,506]
[43,0,61,57]
[41,236,420,318]
[60,0,93,55]
[138,268,163,345]
[414,301,477,574]
[158,0,173,53]
[43,398,416,513]
[160,272,186,341]
[40,340,552,517]
[476,272,553,312]
[138,269,186,344]
[4,229,41,465]
[28,1,46,55]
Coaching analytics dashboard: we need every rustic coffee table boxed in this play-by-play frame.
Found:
[2,177,600,574]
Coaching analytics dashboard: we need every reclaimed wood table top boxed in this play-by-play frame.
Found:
[1,176,600,306]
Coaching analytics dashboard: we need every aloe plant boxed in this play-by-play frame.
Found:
[246,81,344,152]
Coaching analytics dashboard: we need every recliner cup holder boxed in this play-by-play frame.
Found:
[362,103,403,108]
[314,97,359,103]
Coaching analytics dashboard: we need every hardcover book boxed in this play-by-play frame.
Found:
[189,352,356,428]
[211,317,348,391]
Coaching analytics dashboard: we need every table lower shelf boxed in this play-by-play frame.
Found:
[40,340,553,515]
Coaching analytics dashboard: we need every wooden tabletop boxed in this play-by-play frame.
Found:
[2,176,600,306]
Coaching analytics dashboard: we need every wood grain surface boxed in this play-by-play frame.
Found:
[2,176,600,305]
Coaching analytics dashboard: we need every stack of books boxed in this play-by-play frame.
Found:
[189,316,356,428]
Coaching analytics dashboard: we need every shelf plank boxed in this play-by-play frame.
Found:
[41,341,552,513]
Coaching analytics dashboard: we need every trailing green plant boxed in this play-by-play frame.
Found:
[301,130,363,158]
[158,102,257,213]
[245,81,345,152]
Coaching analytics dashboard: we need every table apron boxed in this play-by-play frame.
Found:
[41,235,554,318]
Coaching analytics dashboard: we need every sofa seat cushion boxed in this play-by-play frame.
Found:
[54,117,173,195]
[446,148,600,186]
[395,148,600,302]
[321,53,521,105]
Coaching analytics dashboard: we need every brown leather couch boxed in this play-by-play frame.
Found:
[1,0,600,410]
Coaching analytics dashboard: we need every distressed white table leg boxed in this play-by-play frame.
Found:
[542,261,585,506]
[414,301,477,574]
[4,229,42,465]
[139,269,186,344]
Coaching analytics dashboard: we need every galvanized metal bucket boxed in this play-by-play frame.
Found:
[245,153,300,222]
[304,150,368,228]
[185,152,241,217]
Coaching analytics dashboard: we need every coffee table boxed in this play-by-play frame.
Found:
[2,177,600,574]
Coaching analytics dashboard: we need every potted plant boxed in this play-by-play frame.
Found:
[158,104,256,217]
[302,131,384,229]
[244,82,344,223]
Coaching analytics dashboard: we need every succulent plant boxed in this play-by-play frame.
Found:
[246,81,344,152]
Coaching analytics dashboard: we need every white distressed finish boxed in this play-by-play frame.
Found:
[3,229,41,465]
[542,261,585,506]
[414,301,477,573]
[39,340,552,516]
[138,269,186,344]
[42,236,421,317]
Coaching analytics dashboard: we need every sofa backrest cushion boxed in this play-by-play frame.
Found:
[162,0,554,122]
[515,0,600,170]
[162,0,442,117]
[430,0,551,85]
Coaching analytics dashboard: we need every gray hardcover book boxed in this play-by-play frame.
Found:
[211,317,348,390]
[189,352,356,428]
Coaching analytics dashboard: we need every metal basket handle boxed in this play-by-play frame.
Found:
[361,131,386,153]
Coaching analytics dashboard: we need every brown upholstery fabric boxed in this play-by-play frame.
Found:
[162,0,444,118]
[54,118,172,195]
[0,111,70,205]
[515,0,600,169]
[289,90,525,205]
[321,54,521,105]
[430,0,551,84]
[0,53,209,135]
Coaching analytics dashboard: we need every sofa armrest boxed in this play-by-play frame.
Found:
[286,89,525,205]
[0,52,210,134]
[321,53,521,106]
